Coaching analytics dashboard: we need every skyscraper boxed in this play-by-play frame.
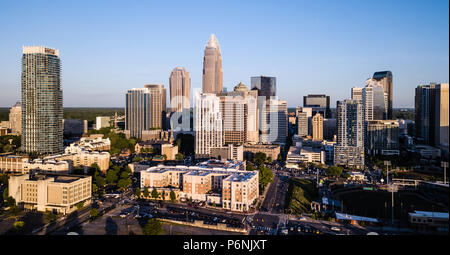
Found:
[251,76,276,100]
[415,83,449,157]
[125,88,153,139]
[194,92,223,158]
[21,46,63,155]
[351,87,363,101]
[144,84,167,129]
[169,67,190,112]
[372,71,393,119]
[202,34,223,94]
[312,113,324,140]
[303,94,331,118]
[362,79,387,121]
[296,107,312,137]
[334,99,365,168]
[259,98,287,144]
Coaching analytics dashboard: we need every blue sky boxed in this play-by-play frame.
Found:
[0,0,448,108]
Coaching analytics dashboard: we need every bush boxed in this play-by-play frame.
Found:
[142,218,163,235]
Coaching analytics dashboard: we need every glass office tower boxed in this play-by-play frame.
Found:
[251,76,276,100]
[21,46,63,155]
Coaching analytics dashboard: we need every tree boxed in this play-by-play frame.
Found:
[161,190,166,200]
[3,188,9,201]
[259,165,273,187]
[254,152,267,166]
[120,171,129,179]
[76,202,85,210]
[133,156,143,162]
[106,169,119,184]
[13,221,25,232]
[45,212,57,222]
[170,190,176,202]
[343,172,351,179]
[95,175,106,188]
[267,157,272,163]
[162,154,167,161]
[118,178,131,190]
[89,163,101,174]
[142,218,163,235]
[151,188,159,199]
[143,187,150,198]
[92,184,99,195]
[326,166,343,177]
[90,208,99,219]
[0,173,9,186]
[175,153,184,161]
[6,196,16,207]
[246,162,255,171]
[135,187,141,198]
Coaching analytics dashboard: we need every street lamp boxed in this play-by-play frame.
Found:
[441,162,448,185]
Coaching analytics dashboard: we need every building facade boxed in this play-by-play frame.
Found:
[202,34,223,94]
[303,94,331,118]
[9,102,21,135]
[372,71,393,119]
[312,113,324,140]
[366,120,399,156]
[21,46,63,155]
[169,67,191,112]
[251,76,276,100]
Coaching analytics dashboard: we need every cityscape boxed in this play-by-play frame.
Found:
[0,0,448,241]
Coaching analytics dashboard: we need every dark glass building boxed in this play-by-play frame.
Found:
[372,71,393,119]
[251,76,276,100]
[303,94,331,118]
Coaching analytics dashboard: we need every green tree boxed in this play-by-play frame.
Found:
[259,165,274,187]
[120,171,129,179]
[175,153,184,161]
[133,156,143,162]
[117,178,131,190]
[254,152,267,166]
[246,162,255,171]
[143,187,150,198]
[95,174,106,188]
[162,154,167,161]
[161,190,166,200]
[0,173,9,186]
[76,201,85,210]
[45,212,57,222]
[92,184,99,195]
[3,188,9,201]
[6,196,16,207]
[326,166,343,177]
[90,208,99,219]
[151,188,159,199]
[135,187,141,198]
[170,190,176,202]
[267,157,272,163]
[142,218,163,235]
[106,169,119,184]
[13,221,25,232]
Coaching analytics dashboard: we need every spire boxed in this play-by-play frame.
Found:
[206,34,219,48]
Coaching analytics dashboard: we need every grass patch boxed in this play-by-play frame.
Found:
[285,178,318,215]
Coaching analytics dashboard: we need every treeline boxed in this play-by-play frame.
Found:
[64,108,124,122]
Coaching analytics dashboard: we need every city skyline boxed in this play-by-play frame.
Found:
[0,0,448,108]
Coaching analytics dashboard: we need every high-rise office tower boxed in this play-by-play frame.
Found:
[351,87,363,101]
[202,34,223,94]
[251,76,276,100]
[217,82,259,144]
[415,83,449,157]
[312,113,324,140]
[21,46,63,155]
[303,94,331,118]
[296,107,312,137]
[334,99,364,168]
[9,102,21,135]
[259,98,287,144]
[362,79,387,121]
[169,67,190,112]
[372,71,393,119]
[144,84,167,129]
[194,92,223,158]
[125,88,153,139]
[366,120,399,156]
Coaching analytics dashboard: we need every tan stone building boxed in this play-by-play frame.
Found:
[169,67,190,112]
[202,34,223,94]
[312,113,324,140]
[243,144,281,161]
[8,173,91,215]
[45,151,110,173]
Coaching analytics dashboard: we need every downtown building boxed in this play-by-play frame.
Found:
[194,92,224,158]
[303,94,331,118]
[169,67,191,113]
[334,99,365,169]
[202,34,223,94]
[251,76,276,100]
[366,120,399,156]
[125,84,166,139]
[372,71,393,119]
[21,46,63,155]
[415,83,449,158]
[258,98,288,144]
[296,107,312,137]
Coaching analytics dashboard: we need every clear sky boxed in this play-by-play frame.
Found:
[0,0,448,108]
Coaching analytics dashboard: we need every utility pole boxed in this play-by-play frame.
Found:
[441,162,448,184]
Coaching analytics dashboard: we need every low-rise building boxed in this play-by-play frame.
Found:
[243,144,280,161]
[45,151,110,173]
[1,155,70,174]
[8,173,92,215]
[0,155,29,173]
[210,144,244,161]
[140,163,258,212]
[347,171,365,181]
[408,211,449,230]
[64,135,111,154]
[414,145,441,159]
[286,146,324,168]
[334,146,365,169]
